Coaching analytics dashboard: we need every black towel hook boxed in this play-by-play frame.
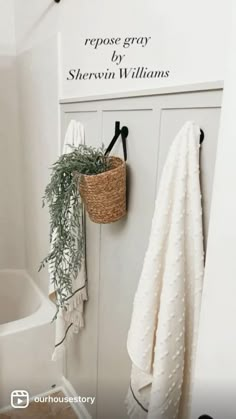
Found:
[105,121,129,161]
[54,0,61,3]
[200,129,204,144]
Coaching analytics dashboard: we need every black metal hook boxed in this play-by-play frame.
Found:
[200,129,204,144]
[121,126,129,138]
[105,121,129,161]
[54,0,61,3]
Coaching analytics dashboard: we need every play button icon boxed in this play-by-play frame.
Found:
[11,390,29,409]
[17,398,23,405]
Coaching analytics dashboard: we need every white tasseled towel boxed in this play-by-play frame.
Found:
[49,120,87,361]
[126,121,204,419]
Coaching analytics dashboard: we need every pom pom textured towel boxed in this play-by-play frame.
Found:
[126,121,204,419]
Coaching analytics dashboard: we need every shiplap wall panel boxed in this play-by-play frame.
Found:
[60,83,223,419]
[98,108,159,419]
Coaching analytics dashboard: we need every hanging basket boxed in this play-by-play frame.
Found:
[79,156,126,224]
[79,122,128,224]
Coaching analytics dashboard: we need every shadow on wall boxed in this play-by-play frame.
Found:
[15,0,59,53]
[0,56,25,269]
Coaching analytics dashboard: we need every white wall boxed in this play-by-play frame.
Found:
[17,36,59,294]
[0,0,25,268]
[59,0,231,97]
[11,0,60,292]
[192,3,236,418]
[15,0,231,98]
[14,0,59,53]
[0,0,15,54]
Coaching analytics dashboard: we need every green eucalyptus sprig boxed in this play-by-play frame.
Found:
[39,144,110,309]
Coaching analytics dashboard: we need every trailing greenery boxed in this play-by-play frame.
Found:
[39,144,110,310]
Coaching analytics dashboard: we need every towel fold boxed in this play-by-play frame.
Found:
[126,121,204,419]
[48,120,87,361]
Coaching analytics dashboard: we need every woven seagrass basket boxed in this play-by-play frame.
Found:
[79,156,126,224]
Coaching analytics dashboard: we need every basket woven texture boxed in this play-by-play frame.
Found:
[79,156,126,224]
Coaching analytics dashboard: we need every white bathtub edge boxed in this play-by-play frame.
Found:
[0,269,56,336]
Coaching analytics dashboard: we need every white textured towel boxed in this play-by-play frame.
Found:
[49,120,87,361]
[126,121,204,419]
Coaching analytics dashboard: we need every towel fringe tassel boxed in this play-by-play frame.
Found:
[64,287,87,331]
